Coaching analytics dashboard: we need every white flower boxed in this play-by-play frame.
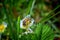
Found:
[0,22,7,33]
[20,15,34,34]
[2,22,7,28]
[20,15,34,29]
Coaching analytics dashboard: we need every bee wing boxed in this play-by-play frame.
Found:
[20,20,24,29]
[29,19,34,27]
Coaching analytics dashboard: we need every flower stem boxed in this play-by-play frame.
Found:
[0,34,1,40]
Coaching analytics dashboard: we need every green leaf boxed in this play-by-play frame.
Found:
[40,5,60,23]
[34,23,54,40]
[20,23,54,40]
[26,0,36,15]
[17,16,20,34]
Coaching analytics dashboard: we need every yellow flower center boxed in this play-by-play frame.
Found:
[0,24,5,32]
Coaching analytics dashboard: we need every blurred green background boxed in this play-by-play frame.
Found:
[0,0,60,40]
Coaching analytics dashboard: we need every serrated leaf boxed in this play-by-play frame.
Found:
[34,23,54,40]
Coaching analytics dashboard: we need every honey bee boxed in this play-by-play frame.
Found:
[20,15,34,29]
[23,18,31,26]
[20,15,34,34]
